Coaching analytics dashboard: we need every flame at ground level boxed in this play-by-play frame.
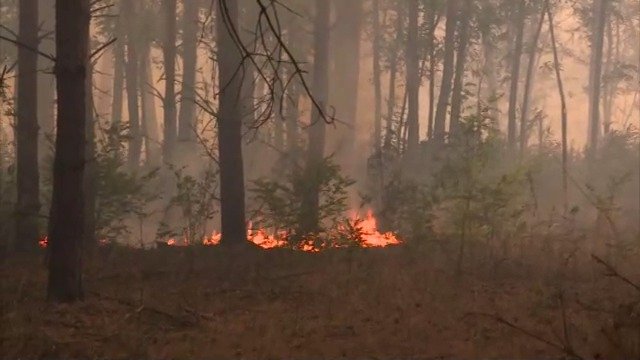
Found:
[167,210,401,251]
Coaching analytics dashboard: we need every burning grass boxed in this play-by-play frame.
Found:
[2,242,640,359]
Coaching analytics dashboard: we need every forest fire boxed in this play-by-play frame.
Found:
[164,210,401,251]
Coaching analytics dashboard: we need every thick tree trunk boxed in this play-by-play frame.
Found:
[48,0,90,302]
[178,0,199,143]
[588,0,608,154]
[372,0,382,151]
[519,4,546,156]
[299,0,330,235]
[405,0,420,159]
[331,0,362,167]
[162,0,177,163]
[83,61,96,248]
[216,0,247,245]
[123,0,141,168]
[507,0,526,151]
[15,0,41,252]
[139,43,161,167]
[433,0,459,143]
[449,1,471,136]
[37,0,55,164]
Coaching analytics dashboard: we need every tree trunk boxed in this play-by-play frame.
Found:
[384,5,404,148]
[588,0,607,156]
[433,0,459,143]
[481,29,499,126]
[83,61,96,249]
[331,0,362,168]
[110,12,125,146]
[48,0,90,302]
[405,0,420,159]
[216,0,247,245]
[426,10,438,140]
[15,0,41,252]
[178,0,199,143]
[546,0,569,213]
[299,0,330,235]
[37,0,55,165]
[507,0,525,151]
[449,1,471,136]
[123,0,141,168]
[139,43,161,167]
[162,0,177,163]
[372,0,382,151]
[519,3,546,156]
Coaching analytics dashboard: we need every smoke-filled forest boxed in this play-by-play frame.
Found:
[0,0,639,358]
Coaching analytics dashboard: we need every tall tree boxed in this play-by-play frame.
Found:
[216,0,247,245]
[139,43,161,167]
[433,0,459,143]
[449,0,472,136]
[507,0,526,151]
[123,0,141,168]
[405,0,420,158]
[372,0,382,151]
[519,2,546,156]
[178,0,199,144]
[299,0,330,235]
[162,0,177,163]
[15,0,40,252]
[587,0,608,156]
[110,8,125,145]
[37,0,55,164]
[48,0,90,302]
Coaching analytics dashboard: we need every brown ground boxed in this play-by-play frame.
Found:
[1,243,639,359]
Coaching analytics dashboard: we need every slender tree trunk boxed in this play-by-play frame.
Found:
[139,43,161,167]
[405,0,420,159]
[587,0,607,156]
[602,19,615,135]
[216,0,247,245]
[178,0,199,143]
[285,80,300,168]
[433,0,459,143]
[162,0,177,163]
[449,1,471,136]
[519,4,546,156]
[546,0,569,213]
[123,0,141,168]
[48,0,90,302]
[372,0,382,151]
[384,4,403,148]
[37,0,55,164]
[299,0,330,235]
[481,30,499,126]
[110,13,125,145]
[426,11,438,140]
[15,0,40,252]
[507,0,526,151]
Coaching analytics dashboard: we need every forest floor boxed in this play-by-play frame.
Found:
[1,243,640,359]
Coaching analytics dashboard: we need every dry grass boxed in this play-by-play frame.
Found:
[1,243,639,359]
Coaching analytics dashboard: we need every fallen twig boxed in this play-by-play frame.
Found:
[591,254,640,293]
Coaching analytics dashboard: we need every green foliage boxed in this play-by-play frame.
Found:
[250,157,355,238]
[156,165,219,244]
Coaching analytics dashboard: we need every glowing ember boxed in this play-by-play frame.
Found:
[39,236,112,248]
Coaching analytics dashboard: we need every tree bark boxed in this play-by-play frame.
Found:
[587,0,607,156]
[83,61,96,249]
[405,0,420,159]
[546,0,569,213]
[216,0,247,245]
[178,0,199,143]
[433,0,459,143]
[449,1,471,136]
[299,0,330,235]
[123,0,141,169]
[15,0,41,252]
[507,0,526,151]
[162,0,177,163]
[139,43,161,167]
[372,0,382,151]
[47,0,90,302]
